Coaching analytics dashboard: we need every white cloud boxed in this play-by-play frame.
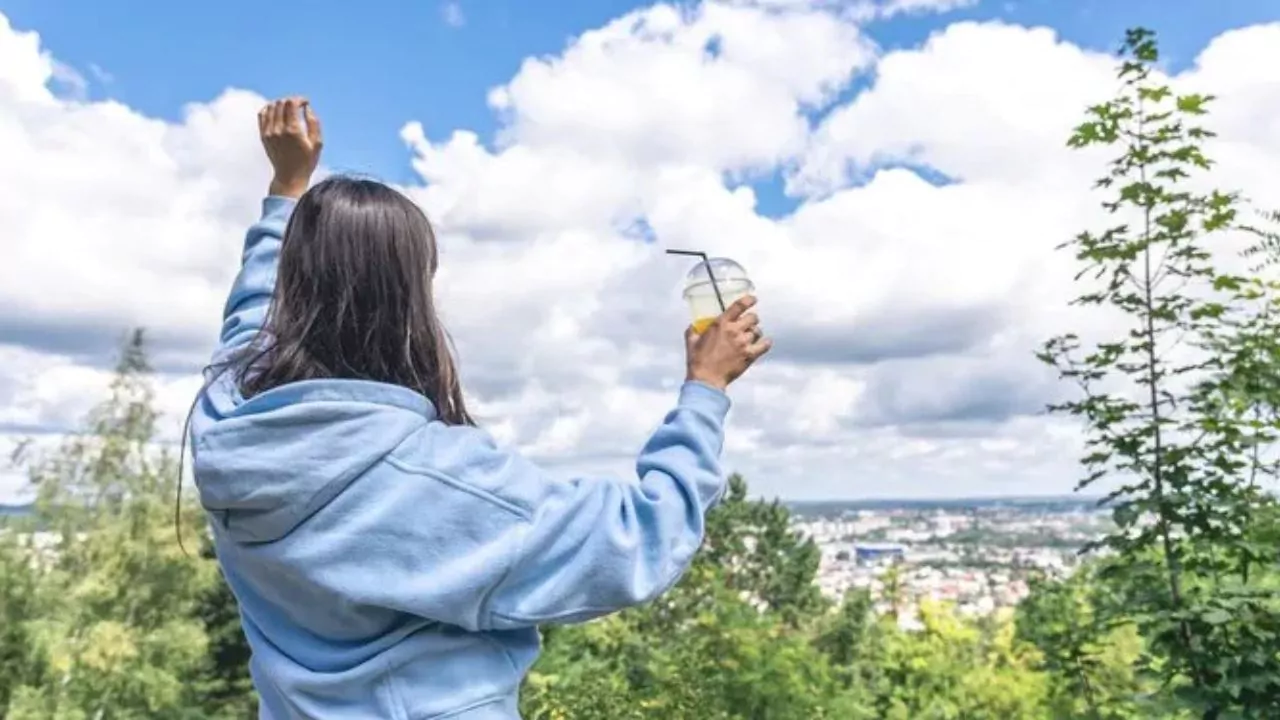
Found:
[0,13,269,370]
[479,3,873,172]
[1,8,1279,503]
[791,22,1118,195]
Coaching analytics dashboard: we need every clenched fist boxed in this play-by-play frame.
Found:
[259,96,323,199]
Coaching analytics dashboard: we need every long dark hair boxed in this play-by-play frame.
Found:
[233,176,474,425]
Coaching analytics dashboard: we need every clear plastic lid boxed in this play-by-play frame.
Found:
[682,257,752,296]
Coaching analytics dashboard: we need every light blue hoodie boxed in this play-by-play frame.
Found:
[190,196,731,720]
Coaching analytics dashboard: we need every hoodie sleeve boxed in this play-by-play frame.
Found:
[216,196,294,356]
[475,380,731,629]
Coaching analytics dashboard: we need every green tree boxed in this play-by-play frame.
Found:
[2,331,256,719]
[813,589,877,690]
[192,536,257,719]
[677,474,827,626]
[0,524,44,712]
[1039,27,1280,716]
[1015,569,1148,719]
[524,564,864,720]
[866,603,1051,720]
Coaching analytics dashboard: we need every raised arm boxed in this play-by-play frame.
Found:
[215,97,323,359]
[477,297,772,627]
[218,198,292,355]
[477,380,732,627]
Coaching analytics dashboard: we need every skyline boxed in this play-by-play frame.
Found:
[2,0,1279,502]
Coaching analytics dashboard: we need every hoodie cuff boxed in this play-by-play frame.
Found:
[678,381,731,424]
[263,195,298,221]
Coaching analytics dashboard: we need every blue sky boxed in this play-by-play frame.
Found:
[3,0,1274,193]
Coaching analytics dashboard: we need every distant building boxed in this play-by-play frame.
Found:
[854,543,905,564]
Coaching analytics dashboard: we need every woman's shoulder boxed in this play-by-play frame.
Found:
[386,421,548,520]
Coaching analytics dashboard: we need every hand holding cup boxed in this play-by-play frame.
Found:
[685,295,771,391]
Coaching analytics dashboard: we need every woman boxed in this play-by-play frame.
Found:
[192,97,771,719]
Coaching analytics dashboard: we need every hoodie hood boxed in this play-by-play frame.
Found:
[193,377,433,544]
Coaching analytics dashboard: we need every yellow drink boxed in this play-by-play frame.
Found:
[691,316,716,334]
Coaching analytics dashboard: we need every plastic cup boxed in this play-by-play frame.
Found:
[682,257,754,334]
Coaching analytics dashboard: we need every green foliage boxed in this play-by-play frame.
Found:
[192,537,257,719]
[0,527,44,712]
[1016,568,1149,719]
[867,603,1050,720]
[0,331,256,719]
[1040,27,1280,717]
[812,589,877,689]
[696,475,829,625]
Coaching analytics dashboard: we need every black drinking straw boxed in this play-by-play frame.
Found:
[666,249,726,312]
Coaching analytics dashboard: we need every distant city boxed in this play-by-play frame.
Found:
[786,496,1110,629]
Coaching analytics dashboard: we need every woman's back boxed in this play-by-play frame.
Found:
[194,373,546,718]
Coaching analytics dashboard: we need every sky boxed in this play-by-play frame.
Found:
[1,0,1278,502]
